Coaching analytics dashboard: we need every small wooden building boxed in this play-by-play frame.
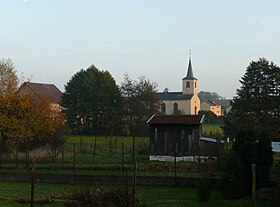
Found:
[147,115,204,158]
[199,137,224,157]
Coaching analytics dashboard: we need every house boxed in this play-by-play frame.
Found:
[17,82,62,112]
[216,99,233,115]
[147,114,204,161]
[200,100,222,116]
[157,56,200,115]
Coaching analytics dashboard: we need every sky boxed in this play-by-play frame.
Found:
[1,0,280,99]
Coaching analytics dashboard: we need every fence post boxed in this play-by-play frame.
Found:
[30,160,35,207]
[61,143,64,168]
[73,143,76,179]
[80,136,83,153]
[92,136,97,163]
[132,136,135,162]
[132,161,137,207]
[174,143,177,178]
[122,142,125,186]
[252,164,256,207]
[25,138,30,175]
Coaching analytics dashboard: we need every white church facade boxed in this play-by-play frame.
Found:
[157,57,200,115]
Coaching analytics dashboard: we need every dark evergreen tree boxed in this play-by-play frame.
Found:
[222,58,276,198]
[224,58,280,140]
[222,129,273,199]
[62,65,122,134]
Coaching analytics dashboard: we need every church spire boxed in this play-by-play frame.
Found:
[187,57,194,78]
[183,50,196,80]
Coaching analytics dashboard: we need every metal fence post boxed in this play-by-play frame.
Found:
[73,143,76,178]
[132,136,135,162]
[252,164,256,207]
[61,143,64,168]
[92,136,97,163]
[30,160,35,207]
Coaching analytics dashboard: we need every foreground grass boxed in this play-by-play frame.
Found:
[0,180,277,207]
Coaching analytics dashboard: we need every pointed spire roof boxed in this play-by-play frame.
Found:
[183,52,197,80]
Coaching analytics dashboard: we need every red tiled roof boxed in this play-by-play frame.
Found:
[19,82,62,104]
[147,115,203,125]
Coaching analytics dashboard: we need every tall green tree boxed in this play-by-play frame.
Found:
[121,74,159,136]
[222,58,276,198]
[62,65,121,134]
[224,58,280,140]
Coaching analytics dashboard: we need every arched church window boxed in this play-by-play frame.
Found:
[161,103,166,113]
[173,103,178,113]
[186,81,190,88]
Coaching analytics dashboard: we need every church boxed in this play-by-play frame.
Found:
[157,56,200,115]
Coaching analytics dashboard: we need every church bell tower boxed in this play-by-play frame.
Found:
[182,52,198,95]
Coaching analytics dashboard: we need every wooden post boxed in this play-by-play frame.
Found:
[73,143,76,178]
[174,143,178,178]
[252,164,256,207]
[92,136,97,163]
[132,136,135,162]
[61,143,64,168]
[122,142,125,186]
[80,136,83,152]
[30,160,35,207]
[132,162,137,207]
[25,138,30,175]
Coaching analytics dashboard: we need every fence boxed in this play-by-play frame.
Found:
[0,135,279,206]
[0,136,220,178]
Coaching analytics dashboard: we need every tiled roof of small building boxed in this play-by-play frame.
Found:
[147,115,203,125]
[157,92,193,100]
[19,82,62,104]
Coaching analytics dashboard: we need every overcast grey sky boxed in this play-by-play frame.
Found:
[1,0,280,98]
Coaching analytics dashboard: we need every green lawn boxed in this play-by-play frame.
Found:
[0,181,276,207]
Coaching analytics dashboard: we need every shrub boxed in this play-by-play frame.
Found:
[62,186,145,207]
[197,179,210,202]
[136,142,149,155]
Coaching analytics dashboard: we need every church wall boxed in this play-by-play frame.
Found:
[162,100,191,115]
[190,95,200,115]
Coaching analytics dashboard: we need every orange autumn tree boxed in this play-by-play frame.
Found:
[0,93,64,162]
[0,59,66,163]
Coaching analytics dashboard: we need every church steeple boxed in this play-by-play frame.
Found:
[183,51,197,80]
[186,58,194,78]
[182,51,198,95]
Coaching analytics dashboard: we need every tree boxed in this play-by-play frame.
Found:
[0,59,66,163]
[222,129,273,199]
[224,58,280,140]
[0,58,18,96]
[121,74,160,136]
[198,91,224,102]
[222,58,277,198]
[62,65,122,135]
[0,93,63,163]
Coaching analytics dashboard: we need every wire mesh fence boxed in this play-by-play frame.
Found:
[0,136,217,178]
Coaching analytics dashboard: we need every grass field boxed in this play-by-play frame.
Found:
[0,180,277,207]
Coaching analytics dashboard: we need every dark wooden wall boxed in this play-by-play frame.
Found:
[150,124,201,156]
